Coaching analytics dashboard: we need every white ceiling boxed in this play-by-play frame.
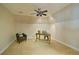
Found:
[2,3,71,24]
[2,3,70,16]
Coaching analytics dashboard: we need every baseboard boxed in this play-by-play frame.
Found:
[54,39,79,52]
[0,39,15,54]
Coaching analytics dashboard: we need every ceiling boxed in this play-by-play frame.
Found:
[2,3,71,24]
[2,3,70,16]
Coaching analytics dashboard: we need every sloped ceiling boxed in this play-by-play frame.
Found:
[2,3,71,24]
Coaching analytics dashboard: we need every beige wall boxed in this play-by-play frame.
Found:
[16,24,56,41]
[0,5,15,54]
[15,15,55,39]
[52,4,79,51]
[16,23,50,39]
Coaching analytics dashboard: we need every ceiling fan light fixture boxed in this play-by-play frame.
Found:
[33,8,48,17]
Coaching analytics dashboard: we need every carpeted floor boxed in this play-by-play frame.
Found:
[2,39,79,55]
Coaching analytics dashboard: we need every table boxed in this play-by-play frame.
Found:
[35,31,51,44]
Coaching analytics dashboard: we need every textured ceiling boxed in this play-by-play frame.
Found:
[2,3,70,16]
[2,3,71,24]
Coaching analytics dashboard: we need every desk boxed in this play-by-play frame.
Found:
[36,33,45,40]
[35,32,51,44]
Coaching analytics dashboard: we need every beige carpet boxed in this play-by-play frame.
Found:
[2,39,79,55]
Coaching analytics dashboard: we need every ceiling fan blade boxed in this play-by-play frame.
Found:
[42,10,48,13]
[43,14,47,16]
[34,10,39,13]
[36,14,39,16]
[40,14,42,16]
[38,8,41,10]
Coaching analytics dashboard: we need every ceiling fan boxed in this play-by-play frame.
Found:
[33,8,48,16]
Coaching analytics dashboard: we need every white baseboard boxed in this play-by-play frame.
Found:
[0,39,15,54]
[54,39,79,52]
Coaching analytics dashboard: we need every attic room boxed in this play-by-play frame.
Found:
[0,3,79,55]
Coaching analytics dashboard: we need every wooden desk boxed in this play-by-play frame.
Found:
[35,32,51,44]
[36,33,45,40]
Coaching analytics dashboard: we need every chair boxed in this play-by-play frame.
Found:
[22,33,27,41]
[16,33,21,43]
[16,33,27,43]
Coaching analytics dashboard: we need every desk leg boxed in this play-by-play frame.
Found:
[36,34,37,41]
[48,35,51,44]
[39,34,40,40]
